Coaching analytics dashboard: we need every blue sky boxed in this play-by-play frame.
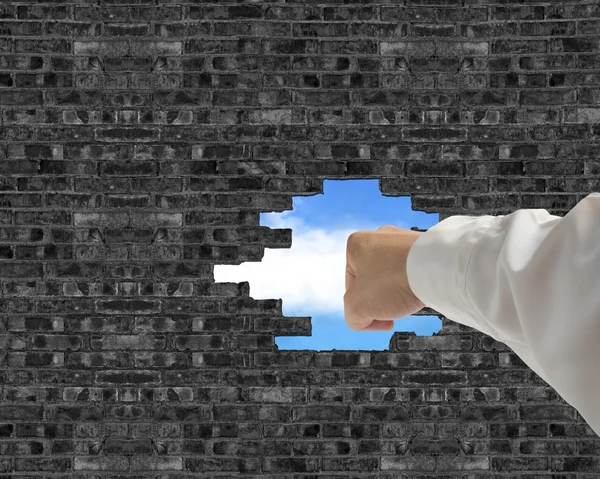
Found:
[214,179,442,351]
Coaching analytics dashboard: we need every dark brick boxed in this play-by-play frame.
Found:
[48,406,103,422]
[0,245,12,259]
[14,457,71,472]
[51,440,75,454]
[0,91,43,105]
[96,128,160,142]
[104,439,154,455]
[0,263,43,278]
[96,370,160,385]
[0,73,12,87]
[17,5,70,20]
[15,39,71,54]
[0,3,595,476]
[0,406,43,421]
[155,406,206,421]
[23,352,64,367]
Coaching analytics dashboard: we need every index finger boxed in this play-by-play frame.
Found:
[345,265,355,292]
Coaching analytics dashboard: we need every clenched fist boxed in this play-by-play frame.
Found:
[344,225,425,332]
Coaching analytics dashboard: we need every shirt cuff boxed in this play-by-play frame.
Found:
[405,214,500,337]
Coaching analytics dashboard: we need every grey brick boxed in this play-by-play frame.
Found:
[0,2,595,476]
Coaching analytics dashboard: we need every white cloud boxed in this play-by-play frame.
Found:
[213,209,406,320]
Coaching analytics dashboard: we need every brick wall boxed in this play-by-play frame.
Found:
[0,1,598,477]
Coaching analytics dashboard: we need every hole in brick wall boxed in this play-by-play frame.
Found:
[214,179,443,351]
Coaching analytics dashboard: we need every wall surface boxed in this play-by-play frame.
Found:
[0,1,599,477]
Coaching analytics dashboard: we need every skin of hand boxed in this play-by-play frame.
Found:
[344,225,425,332]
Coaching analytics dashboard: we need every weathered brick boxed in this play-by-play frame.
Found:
[15,39,71,54]
[0,91,43,105]
[73,456,128,471]
[10,352,65,368]
[90,334,166,350]
[0,441,44,456]
[65,351,135,368]
[46,405,103,421]
[130,455,183,471]
[31,334,82,350]
[14,457,71,472]
[174,334,223,351]
[17,5,70,20]
[63,387,110,402]
[95,127,160,142]
[9,316,65,331]
[96,370,160,385]
[0,263,43,278]
[73,212,128,227]
[0,405,43,421]
[96,299,161,315]
[155,405,207,422]
[0,3,596,476]
[14,423,73,439]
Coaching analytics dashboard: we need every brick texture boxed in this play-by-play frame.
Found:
[0,1,598,477]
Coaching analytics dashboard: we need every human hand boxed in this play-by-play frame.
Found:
[344,225,425,332]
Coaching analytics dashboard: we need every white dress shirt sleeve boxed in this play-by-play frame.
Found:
[406,192,600,437]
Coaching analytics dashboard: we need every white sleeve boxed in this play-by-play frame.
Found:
[406,192,600,437]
